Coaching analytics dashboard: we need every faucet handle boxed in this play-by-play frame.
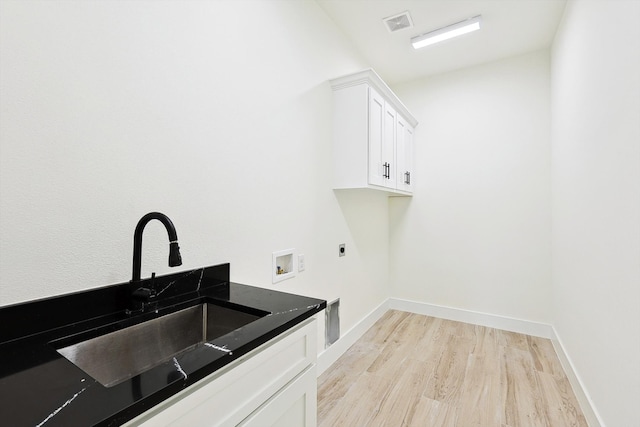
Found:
[133,273,157,300]
[132,286,156,301]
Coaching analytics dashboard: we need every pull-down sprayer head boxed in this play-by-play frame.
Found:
[168,241,182,267]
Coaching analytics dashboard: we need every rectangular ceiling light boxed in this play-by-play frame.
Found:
[411,15,481,49]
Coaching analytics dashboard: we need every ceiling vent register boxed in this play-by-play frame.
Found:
[383,11,413,33]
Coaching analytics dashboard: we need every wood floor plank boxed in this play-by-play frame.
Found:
[500,346,548,427]
[367,313,435,377]
[537,371,589,427]
[457,354,502,426]
[360,310,411,345]
[470,324,500,361]
[447,318,478,340]
[422,334,473,404]
[368,358,434,426]
[316,339,380,421]
[405,396,458,427]
[366,314,413,377]
[318,311,587,427]
[318,371,395,427]
[528,335,565,378]
[499,329,530,351]
[411,316,449,364]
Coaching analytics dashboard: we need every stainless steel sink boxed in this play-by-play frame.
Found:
[56,303,266,388]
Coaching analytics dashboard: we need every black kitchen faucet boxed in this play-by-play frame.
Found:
[130,212,182,310]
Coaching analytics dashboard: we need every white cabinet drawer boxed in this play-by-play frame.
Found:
[239,365,317,427]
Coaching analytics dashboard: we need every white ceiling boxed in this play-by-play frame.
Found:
[316,0,567,85]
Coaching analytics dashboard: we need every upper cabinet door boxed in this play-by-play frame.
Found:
[368,88,386,187]
[383,102,397,190]
[368,87,398,190]
[396,115,414,193]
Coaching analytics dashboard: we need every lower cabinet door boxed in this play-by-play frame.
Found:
[239,365,317,427]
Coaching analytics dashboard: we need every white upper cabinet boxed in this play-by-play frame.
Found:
[330,69,418,195]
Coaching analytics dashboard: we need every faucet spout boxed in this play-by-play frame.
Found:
[131,212,183,283]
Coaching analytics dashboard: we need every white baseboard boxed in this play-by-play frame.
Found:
[388,298,555,338]
[316,299,389,376]
[551,327,604,427]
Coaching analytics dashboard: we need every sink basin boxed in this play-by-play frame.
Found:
[56,302,267,388]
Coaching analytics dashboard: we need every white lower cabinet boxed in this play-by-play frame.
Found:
[124,318,317,427]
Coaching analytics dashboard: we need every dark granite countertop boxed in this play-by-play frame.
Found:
[0,264,326,426]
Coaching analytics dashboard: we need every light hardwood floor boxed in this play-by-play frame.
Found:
[317,310,588,427]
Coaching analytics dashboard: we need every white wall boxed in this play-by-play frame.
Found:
[390,50,552,324]
[551,1,640,426]
[0,0,389,340]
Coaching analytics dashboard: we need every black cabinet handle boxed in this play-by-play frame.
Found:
[383,162,389,179]
[404,171,411,185]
